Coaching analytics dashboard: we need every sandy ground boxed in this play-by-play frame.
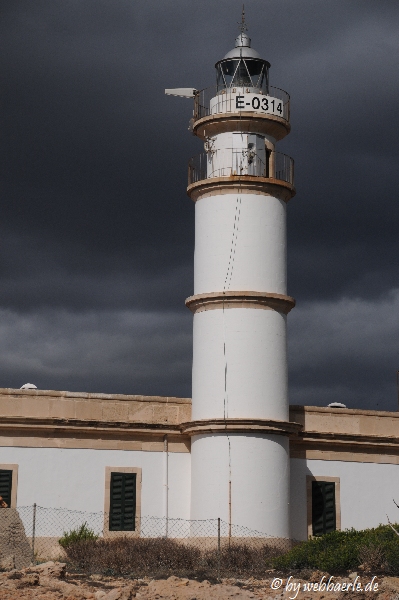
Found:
[1,562,399,599]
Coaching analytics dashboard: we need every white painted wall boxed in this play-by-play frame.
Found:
[5,445,399,540]
[206,132,274,179]
[290,458,399,541]
[167,449,191,519]
[191,433,290,537]
[192,307,288,421]
[0,446,190,519]
[209,132,275,152]
[194,193,287,295]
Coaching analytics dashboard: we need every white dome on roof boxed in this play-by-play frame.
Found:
[20,383,37,390]
[222,32,261,60]
[327,402,347,408]
[223,46,261,60]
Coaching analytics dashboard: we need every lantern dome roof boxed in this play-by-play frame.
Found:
[222,32,261,60]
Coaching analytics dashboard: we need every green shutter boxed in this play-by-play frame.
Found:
[109,472,136,531]
[0,470,12,508]
[324,482,336,533]
[312,481,336,536]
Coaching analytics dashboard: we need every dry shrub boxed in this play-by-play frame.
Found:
[63,537,201,577]
[62,537,284,578]
[204,543,284,578]
[358,543,385,572]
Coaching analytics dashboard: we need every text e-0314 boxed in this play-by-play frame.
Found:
[235,94,283,116]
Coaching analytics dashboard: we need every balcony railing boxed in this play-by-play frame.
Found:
[193,86,290,123]
[188,150,294,187]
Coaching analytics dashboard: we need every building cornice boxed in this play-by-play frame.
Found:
[290,405,399,419]
[292,430,399,450]
[289,405,399,464]
[0,388,191,405]
[2,391,399,461]
[0,415,190,453]
[0,414,301,439]
[0,415,182,436]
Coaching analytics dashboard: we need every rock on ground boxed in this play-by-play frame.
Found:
[0,565,394,599]
[0,509,32,570]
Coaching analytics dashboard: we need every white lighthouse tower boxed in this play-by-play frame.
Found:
[167,11,299,538]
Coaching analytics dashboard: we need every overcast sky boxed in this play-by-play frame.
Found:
[1,0,398,410]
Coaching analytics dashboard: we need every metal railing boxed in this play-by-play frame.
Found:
[193,85,290,122]
[188,150,294,187]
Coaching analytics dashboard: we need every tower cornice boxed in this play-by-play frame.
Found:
[193,112,290,141]
[187,175,295,202]
[181,418,302,437]
[185,291,295,314]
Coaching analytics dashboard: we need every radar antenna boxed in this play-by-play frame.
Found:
[238,4,248,33]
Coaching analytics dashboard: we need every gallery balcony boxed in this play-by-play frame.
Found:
[191,86,291,141]
[187,150,295,202]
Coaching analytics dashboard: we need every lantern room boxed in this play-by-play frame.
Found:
[215,32,270,93]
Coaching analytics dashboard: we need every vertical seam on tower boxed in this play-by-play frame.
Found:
[223,197,242,293]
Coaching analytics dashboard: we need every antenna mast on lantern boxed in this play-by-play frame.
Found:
[238,4,248,33]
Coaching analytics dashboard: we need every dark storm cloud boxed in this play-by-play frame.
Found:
[0,307,192,396]
[289,290,399,411]
[0,229,192,310]
[0,0,398,406]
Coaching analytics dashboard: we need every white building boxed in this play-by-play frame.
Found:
[2,389,399,542]
[1,25,398,544]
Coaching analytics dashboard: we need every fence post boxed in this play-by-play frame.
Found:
[228,480,232,546]
[217,517,221,582]
[31,503,37,565]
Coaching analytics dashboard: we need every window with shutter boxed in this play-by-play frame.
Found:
[109,472,136,531]
[312,480,336,536]
[0,469,13,508]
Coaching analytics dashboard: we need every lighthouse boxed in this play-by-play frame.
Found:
[166,11,299,538]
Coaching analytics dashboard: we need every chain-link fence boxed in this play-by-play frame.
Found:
[0,505,296,579]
